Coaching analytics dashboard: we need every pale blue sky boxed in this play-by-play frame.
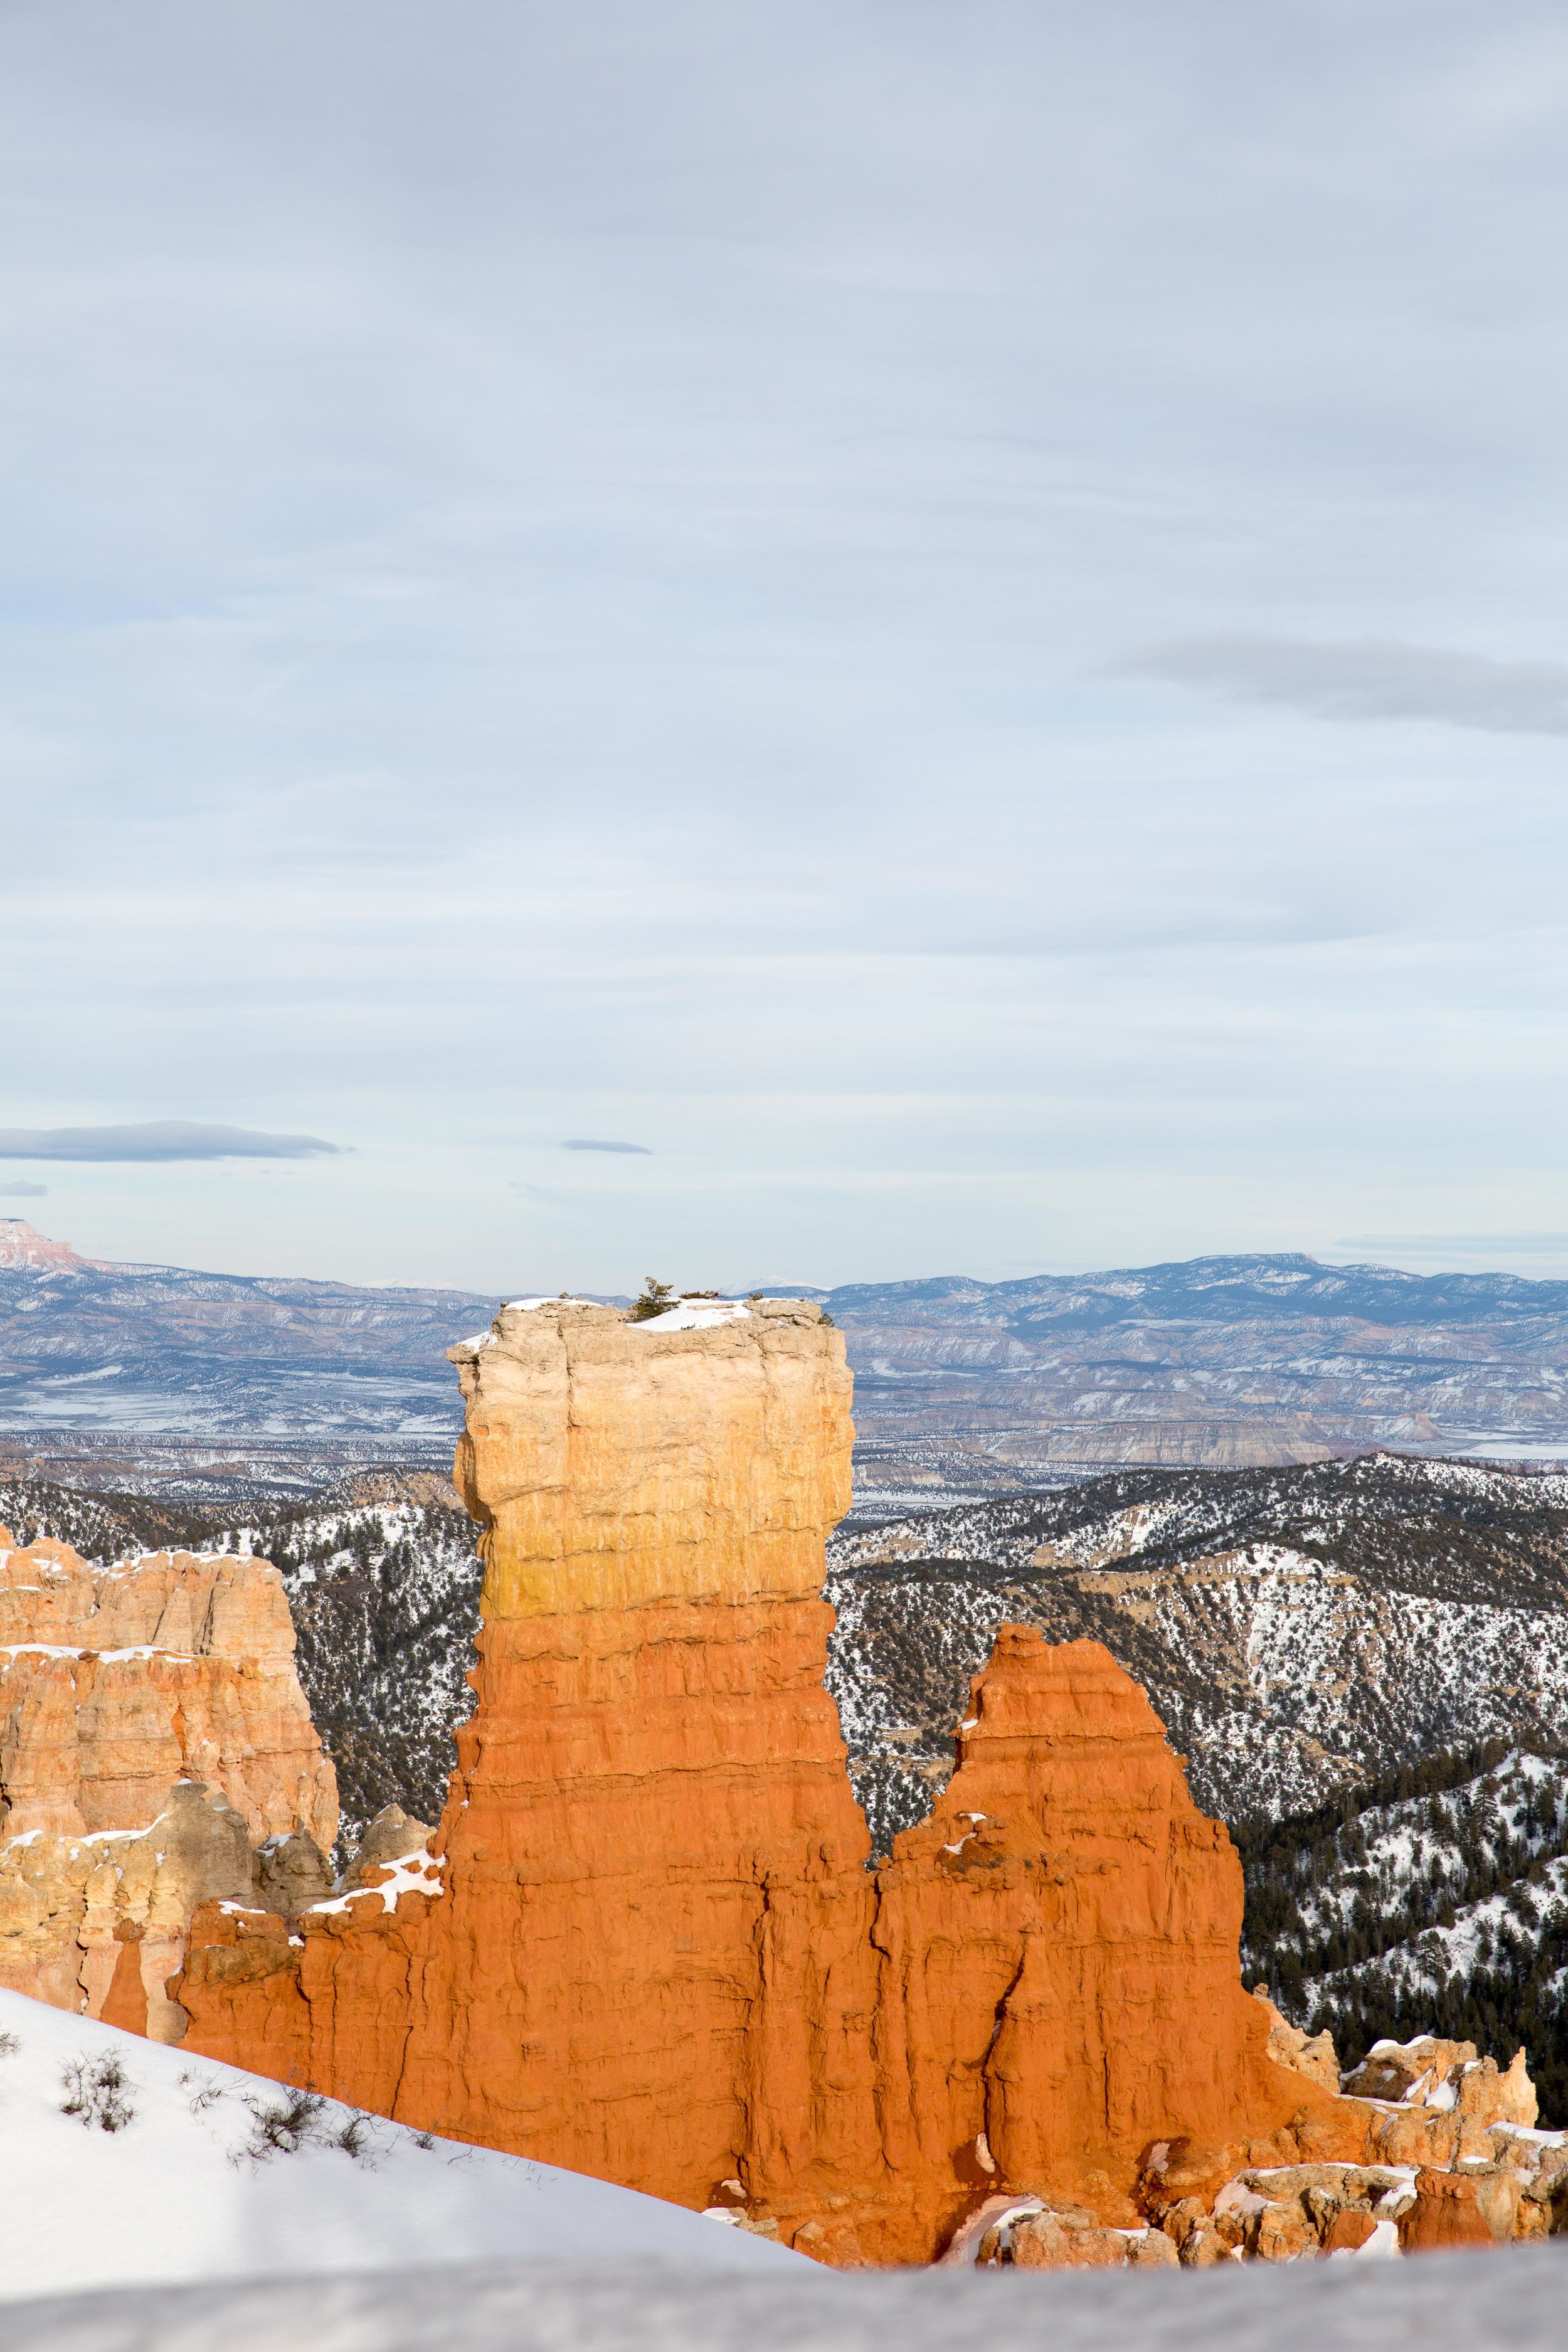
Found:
[6,1,1568,1291]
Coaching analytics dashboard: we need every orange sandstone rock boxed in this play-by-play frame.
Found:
[1322,2208,1379,2253]
[0,1536,334,1845]
[0,1527,336,2026]
[872,1629,1322,2234]
[1251,1989,1340,2092]
[1010,2212,1126,2268]
[183,1301,885,2220]
[174,1296,1340,2264]
[1400,2166,1500,2252]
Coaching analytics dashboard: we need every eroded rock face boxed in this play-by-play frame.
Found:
[0,1537,335,1845]
[1251,1989,1340,2091]
[871,1629,1314,2223]
[175,1297,1334,2264]
[1400,2167,1500,2252]
[1107,2039,1565,2270]
[255,1830,336,1914]
[178,1300,879,2213]
[336,1804,433,1892]
[0,1528,337,2030]
[168,1302,1568,2260]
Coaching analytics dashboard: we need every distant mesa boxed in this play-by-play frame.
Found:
[0,1220,90,1271]
[9,1237,1568,1471]
[0,1227,496,1456]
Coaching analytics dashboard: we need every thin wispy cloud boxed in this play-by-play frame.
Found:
[1115,636,1568,735]
[562,1139,653,1156]
[0,1123,342,1162]
[0,1182,47,1197]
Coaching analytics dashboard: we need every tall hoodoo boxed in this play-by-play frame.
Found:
[434,1295,878,2205]
[177,1293,1329,2262]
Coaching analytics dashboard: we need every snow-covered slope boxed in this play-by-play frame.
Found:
[829,1461,1568,2119]
[33,1451,1560,1882]
[0,1988,803,2301]
[0,1470,208,1559]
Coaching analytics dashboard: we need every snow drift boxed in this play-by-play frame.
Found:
[0,1987,805,2301]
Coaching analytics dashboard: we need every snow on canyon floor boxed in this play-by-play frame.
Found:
[0,1988,806,2300]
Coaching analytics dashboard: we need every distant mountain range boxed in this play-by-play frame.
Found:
[0,1219,489,1493]
[8,1219,1568,1496]
[821,1253,1568,1501]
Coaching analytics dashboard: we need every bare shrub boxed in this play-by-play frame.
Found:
[333,2111,382,2164]
[183,2074,223,2115]
[60,2053,135,2132]
[237,2087,326,2162]
[235,2087,384,2166]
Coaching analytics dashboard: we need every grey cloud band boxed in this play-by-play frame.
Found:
[0,1123,342,1162]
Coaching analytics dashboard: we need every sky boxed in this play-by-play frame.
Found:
[5,0,1568,1293]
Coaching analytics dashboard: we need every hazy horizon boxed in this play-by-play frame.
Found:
[7,1202,1566,1301]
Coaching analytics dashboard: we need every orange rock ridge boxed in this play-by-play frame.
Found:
[172,1295,1357,2263]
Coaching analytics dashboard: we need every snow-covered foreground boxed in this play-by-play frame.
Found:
[2,2245,1567,2352]
[0,1988,805,2300]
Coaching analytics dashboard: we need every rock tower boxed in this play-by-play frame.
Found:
[177,1296,1328,2262]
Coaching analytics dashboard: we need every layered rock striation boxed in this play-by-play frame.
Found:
[176,1296,1333,2261]
[0,1529,337,2032]
[0,1217,92,1271]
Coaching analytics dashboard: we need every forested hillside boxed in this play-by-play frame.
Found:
[1237,1744,1568,2122]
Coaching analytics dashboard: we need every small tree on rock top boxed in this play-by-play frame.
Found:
[629,1278,675,1322]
